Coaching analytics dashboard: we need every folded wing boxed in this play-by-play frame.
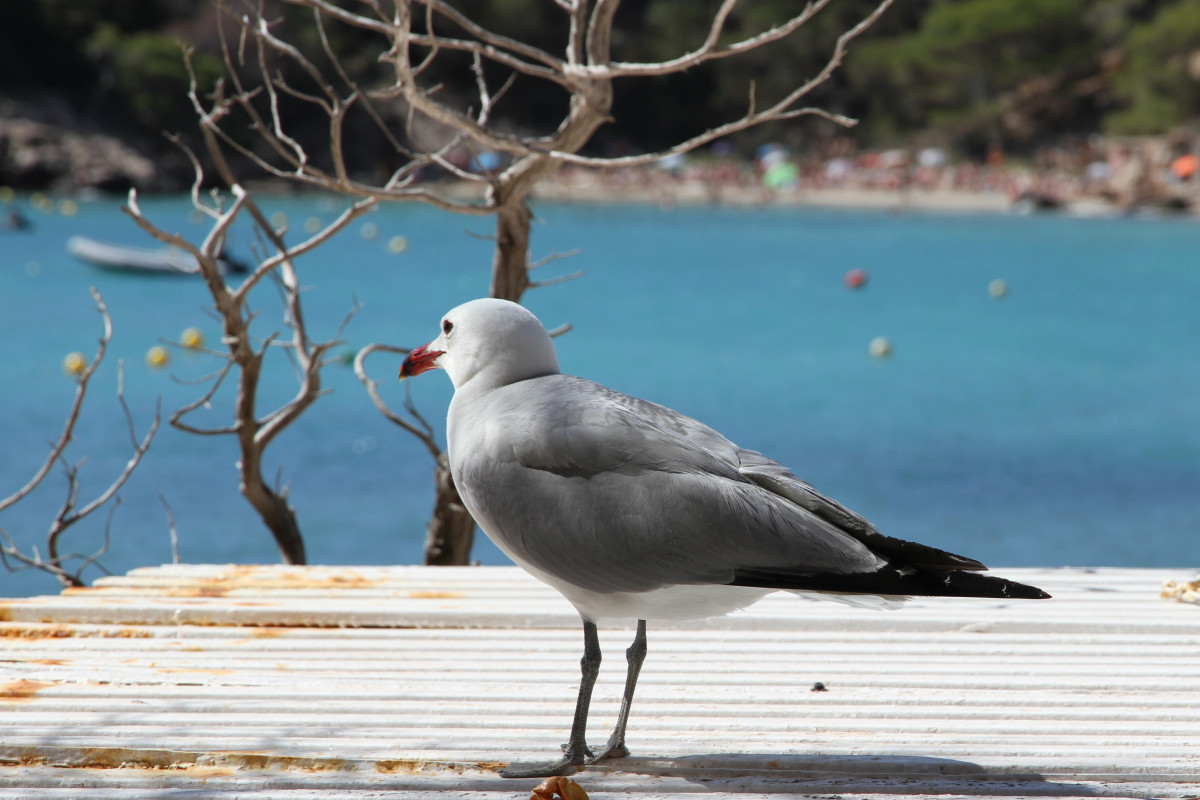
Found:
[467,375,1048,601]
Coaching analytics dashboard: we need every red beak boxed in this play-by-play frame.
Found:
[399,343,445,379]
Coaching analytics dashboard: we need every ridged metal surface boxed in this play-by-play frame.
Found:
[1,565,1197,799]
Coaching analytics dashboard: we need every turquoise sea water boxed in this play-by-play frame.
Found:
[2,195,1198,597]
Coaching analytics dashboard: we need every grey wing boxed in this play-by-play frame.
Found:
[461,377,887,594]
[733,449,988,572]
[595,387,985,572]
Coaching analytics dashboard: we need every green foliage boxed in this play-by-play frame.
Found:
[1108,1,1200,134]
[87,25,223,133]
[40,0,182,38]
[2,0,1197,169]
[845,0,1200,150]
[848,0,1099,147]
[0,0,218,141]
[612,0,908,152]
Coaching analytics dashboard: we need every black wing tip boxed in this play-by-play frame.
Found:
[990,581,1052,600]
[730,567,1052,601]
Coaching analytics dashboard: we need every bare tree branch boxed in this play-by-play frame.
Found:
[311,8,415,165]
[529,248,582,270]
[353,344,441,459]
[281,0,394,36]
[548,0,896,169]
[0,288,111,516]
[168,358,238,436]
[0,289,160,588]
[578,0,833,78]
[191,0,896,566]
[125,112,373,564]
[159,494,182,565]
[59,364,161,531]
[529,269,585,289]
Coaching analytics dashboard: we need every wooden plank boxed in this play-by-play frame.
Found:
[1,565,1198,799]
[3,565,1196,632]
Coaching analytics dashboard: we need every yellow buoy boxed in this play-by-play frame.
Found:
[58,199,78,217]
[869,336,893,360]
[388,235,409,254]
[989,278,1009,299]
[180,327,205,350]
[305,216,321,233]
[62,352,87,376]
[270,211,288,229]
[145,345,170,369]
[30,192,51,212]
[0,186,14,204]
[361,222,379,240]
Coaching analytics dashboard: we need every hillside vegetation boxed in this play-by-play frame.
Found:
[1,0,1197,189]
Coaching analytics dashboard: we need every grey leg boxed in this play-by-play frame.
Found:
[590,619,647,762]
[500,620,602,779]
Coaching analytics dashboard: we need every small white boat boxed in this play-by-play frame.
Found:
[67,236,247,275]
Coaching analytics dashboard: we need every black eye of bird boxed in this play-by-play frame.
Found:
[442,319,454,335]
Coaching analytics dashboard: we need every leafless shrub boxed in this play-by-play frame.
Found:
[0,288,160,588]
[124,127,374,563]
[186,0,892,564]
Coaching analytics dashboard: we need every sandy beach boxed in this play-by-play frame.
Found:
[533,178,1017,214]
[439,173,1065,215]
[468,159,1196,217]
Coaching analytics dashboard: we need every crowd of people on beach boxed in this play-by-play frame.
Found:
[535,134,1200,214]
[3,129,1197,219]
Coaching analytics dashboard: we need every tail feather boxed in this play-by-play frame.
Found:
[730,565,1051,600]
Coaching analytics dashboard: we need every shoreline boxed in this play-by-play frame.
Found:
[471,176,1180,218]
[534,181,1018,214]
[2,107,1195,219]
[4,175,1191,221]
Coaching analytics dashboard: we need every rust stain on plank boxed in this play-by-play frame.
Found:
[375,758,506,775]
[1,679,54,702]
[58,565,390,598]
[0,624,153,639]
[0,624,76,639]
[1,745,358,773]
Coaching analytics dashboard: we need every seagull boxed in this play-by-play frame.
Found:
[400,297,1049,778]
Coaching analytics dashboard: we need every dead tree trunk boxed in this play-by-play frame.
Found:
[242,478,306,565]
[239,437,306,565]
[424,452,475,565]
[421,189,534,563]
[490,197,533,301]
[230,343,305,565]
[426,172,543,562]
[126,178,372,571]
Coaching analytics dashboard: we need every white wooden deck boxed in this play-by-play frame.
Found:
[1,565,1197,799]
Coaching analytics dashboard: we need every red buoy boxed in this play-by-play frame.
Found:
[844,268,869,289]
